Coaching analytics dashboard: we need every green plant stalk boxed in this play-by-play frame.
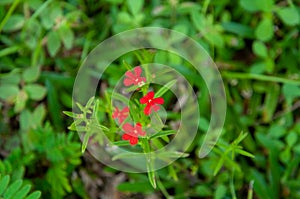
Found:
[141,138,156,189]
[30,0,54,20]
[0,46,20,57]
[230,168,237,199]
[230,146,237,199]
[157,177,172,199]
[0,0,21,33]
[31,40,42,67]
[247,180,254,199]
[222,71,300,85]
[202,0,211,14]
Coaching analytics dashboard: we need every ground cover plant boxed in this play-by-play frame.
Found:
[0,0,300,198]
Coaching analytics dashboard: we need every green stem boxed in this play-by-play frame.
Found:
[141,138,157,188]
[30,0,54,20]
[230,168,237,199]
[0,46,20,57]
[222,71,300,85]
[247,180,254,199]
[0,0,21,33]
[202,0,211,14]
[157,176,172,199]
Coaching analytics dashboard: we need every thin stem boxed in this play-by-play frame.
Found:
[222,71,300,85]
[247,180,254,199]
[157,176,173,199]
[142,138,157,188]
[30,0,54,20]
[230,168,237,199]
[202,0,211,14]
[0,0,21,33]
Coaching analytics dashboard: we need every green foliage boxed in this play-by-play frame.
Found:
[21,125,81,199]
[1,0,300,198]
[0,175,41,199]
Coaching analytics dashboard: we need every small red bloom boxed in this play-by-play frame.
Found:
[112,106,129,124]
[123,66,146,87]
[140,91,164,115]
[122,123,146,145]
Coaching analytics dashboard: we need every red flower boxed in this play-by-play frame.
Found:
[140,91,164,115]
[123,66,146,87]
[112,107,129,124]
[122,123,146,145]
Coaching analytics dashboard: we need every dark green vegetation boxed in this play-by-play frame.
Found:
[1,0,300,198]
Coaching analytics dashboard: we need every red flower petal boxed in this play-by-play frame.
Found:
[153,97,164,104]
[134,66,142,77]
[123,123,134,133]
[140,91,154,104]
[122,107,129,113]
[152,104,160,112]
[136,124,146,136]
[147,91,155,99]
[129,136,138,145]
[125,71,135,79]
[122,133,131,140]
[144,104,152,115]
[124,78,134,86]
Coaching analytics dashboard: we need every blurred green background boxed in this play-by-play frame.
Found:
[0,0,300,198]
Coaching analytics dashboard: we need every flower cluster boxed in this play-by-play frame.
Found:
[112,66,164,145]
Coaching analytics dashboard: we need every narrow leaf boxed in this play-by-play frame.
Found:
[150,130,176,139]
[155,80,177,98]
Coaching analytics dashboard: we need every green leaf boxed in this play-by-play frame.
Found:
[32,104,46,127]
[63,111,77,118]
[196,185,212,197]
[47,31,61,57]
[24,191,41,199]
[2,14,24,32]
[213,156,225,176]
[263,84,280,122]
[3,179,22,199]
[24,84,47,101]
[252,41,268,58]
[282,84,300,101]
[286,131,297,147]
[250,169,271,199]
[221,22,254,38]
[267,124,286,139]
[117,12,132,24]
[20,109,33,130]
[191,10,205,31]
[255,18,274,42]
[150,130,176,139]
[235,149,255,158]
[82,132,93,153]
[0,0,15,5]
[214,185,226,199]
[0,175,10,195]
[14,90,28,113]
[13,184,31,199]
[154,80,177,98]
[0,84,19,101]
[58,24,74,49]
[112,141,131,146]
[240,0,273,12]
[147,170,156,189]
[277,7,299,26]
[22,67,40,83]
[46,79,64,129]
[112,92,129,104]
[127,0,144,16]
